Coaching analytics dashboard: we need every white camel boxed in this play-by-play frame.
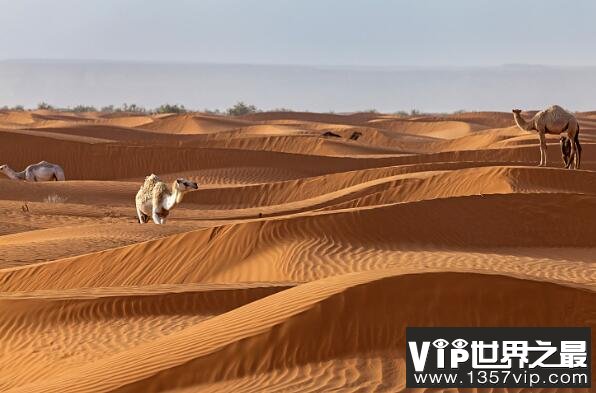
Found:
[512,105,581,169]
[135,174,198,224]
[0,161,65,181]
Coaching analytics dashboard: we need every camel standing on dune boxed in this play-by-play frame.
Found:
[135,174,198,224]
[512,105,581,169]
[0,161,65,181]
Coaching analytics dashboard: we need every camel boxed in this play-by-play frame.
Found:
[512,105,581,169]
[0,161,65,181]
[135,174,198,224]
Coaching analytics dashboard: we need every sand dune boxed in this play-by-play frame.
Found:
[367,119,486,139]
[1,271,593,393]
[138,114,254,134]
[0,109,594,391]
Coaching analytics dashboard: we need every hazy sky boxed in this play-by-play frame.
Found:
[1,0,596,66]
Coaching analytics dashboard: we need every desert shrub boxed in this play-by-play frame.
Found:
[394,110,409,117]
[155,104,187,114]
[410,109,421,116]
[37,102,54,110]
[2,105,25,111]
[71,105,97,113]
[100,105,115,113]
[226,102,258,116]
[121,103,147,113]
[44,194,68,204]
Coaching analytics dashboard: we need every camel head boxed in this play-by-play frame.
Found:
[512,109,522,115]
[175,178,199,193]
[560,136,571,154]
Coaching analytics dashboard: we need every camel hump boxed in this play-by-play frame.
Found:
[153,181,168,194]
[141,174,162,191]
[144,174,160,184]
[546,105,572,116]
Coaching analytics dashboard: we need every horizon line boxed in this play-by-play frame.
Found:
[2,58,596,69]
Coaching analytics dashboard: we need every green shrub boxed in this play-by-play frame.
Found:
[226,102,258,116]
[155,104,187,114]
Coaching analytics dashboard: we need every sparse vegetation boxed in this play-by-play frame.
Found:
[0,105,24,111]
[121,103,147,113]
[226,102,259,116]
[72,105,97,113]
[37,102,54,110]
[155,104,187,114]
[44,194,68,204]
[100,105,115,113]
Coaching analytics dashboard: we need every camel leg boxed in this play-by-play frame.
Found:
[574,132,582,169]
[538,133,547,166]
[152,208,162,224]
[569,138,579,170]
[560,138,569,168]
[565,143,573,169]
[565,137,573,169]
[565,130,577,170]
[136,207,148,224]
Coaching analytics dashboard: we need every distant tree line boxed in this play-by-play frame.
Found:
[0,101,264,116]
[0,102,468,116]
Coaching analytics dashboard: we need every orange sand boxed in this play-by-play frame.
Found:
[0,109,594,392]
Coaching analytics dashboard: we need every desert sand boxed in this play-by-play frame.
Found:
[0,109,594,392]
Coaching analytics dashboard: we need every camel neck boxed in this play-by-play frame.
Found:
[2,167,25,180]
[513,112,534,131]
[164,183,183,210]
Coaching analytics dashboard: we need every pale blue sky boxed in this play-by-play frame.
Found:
[1,0,595,66]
